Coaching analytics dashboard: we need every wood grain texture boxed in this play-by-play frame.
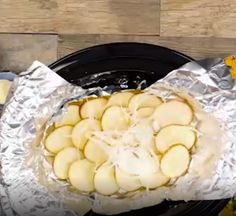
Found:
[0,0,159,35]
[161,0,236,37]
[0,34,57,72]
[58,34,236,60]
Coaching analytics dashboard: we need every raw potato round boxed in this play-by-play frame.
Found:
[116,167,141,191]
[101,106,130,130]
[72,119,101,150]
[155,125,196,153]
[153,100,193,127]
[84,139,108,166]
[136,107,154,118]
[160,145,190,178]
[128,93,162,112]
[0,80,11,104]
[55,105,81,127]
[53,147,82,179]
[140,171,169,189]
[45,126,73,154]
[94,164,119,195]
[107,92,134,107]
[68,159,95,192]
[80,98,107,119]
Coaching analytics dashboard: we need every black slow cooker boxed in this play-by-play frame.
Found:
[49,42,229,216]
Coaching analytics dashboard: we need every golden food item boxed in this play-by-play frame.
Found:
[225,55,236,81]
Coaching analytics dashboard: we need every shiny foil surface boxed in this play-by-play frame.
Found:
[0,59,236,216]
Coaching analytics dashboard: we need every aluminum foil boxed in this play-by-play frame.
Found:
[1,58,236,216]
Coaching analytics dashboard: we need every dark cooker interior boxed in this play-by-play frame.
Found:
[49,43,229,216]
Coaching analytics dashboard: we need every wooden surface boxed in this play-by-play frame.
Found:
[161,0,236,37]
[0,0,159,34]
[0,0,236,71]
[0,34,57,72]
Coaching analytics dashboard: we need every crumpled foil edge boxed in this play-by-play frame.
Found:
[1,59,236,215]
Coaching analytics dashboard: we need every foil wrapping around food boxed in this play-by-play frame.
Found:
[1,58,236,216]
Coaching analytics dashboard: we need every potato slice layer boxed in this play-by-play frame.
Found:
[107,92,134,107]
[101,106,130,130]
[53,147,81,179]
[72,119,101,150]
[116,168,141,191]
[153,100,193,127]
[44,90,197,196]
[155,125,196,153]
[94,164,119,195]
[55,105,81,127]
[160,145,190,178]
[45,126,73,154]
[68,159,95,192]
[80,98,107,119]
[128,93,162,112]
[84,139,108,166]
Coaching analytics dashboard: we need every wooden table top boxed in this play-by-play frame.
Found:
[0,0,236,72]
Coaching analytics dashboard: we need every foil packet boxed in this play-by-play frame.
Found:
[0,58,236,216]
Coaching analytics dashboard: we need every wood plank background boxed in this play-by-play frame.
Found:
[0,0,236,72]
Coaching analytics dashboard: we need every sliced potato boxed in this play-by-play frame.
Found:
[153,100,193,127]
[80,98,107,119]
[45,126,73,154]
[107,91,134,107]
[72,119,101,150]
[84,139,108,166]
[139,156,169,189]
[128,93,162,112]
[140,171,169,189]
[155,125,196,153]
[94,164,119,195]
[68,159,95,192]
[101,106,130,130]
[55,105,81,127]
[116,167,141,191]
[0,80,11,104]
[160,145,190,178]
[136,107,154,118]
[53,147,82,179]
